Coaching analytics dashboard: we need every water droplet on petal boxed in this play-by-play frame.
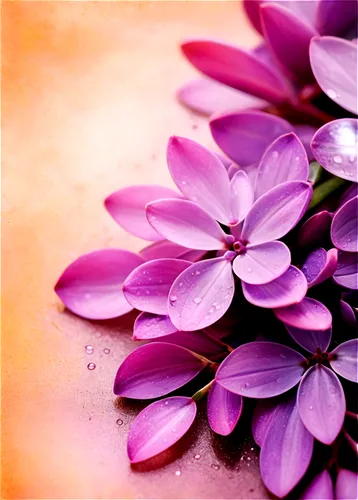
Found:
[193,297,202,304]
[211,463,220,471]
[87,362,96,370]
[170,295,177,302]
[103,348,110,354]
[85,345,94,354]
[175,470,181,476]
[333,155,343,164]
[116,418,123,426]
[327,89,337,99]
[194,454,201,460]
[247,268,252,273]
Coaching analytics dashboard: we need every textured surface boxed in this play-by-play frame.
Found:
[2,1,267,498]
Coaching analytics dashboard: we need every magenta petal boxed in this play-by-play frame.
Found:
[105,185,180,241]
[140,240,205,262]
[298,210,333,248]
[207,381,243,436]
[252,399,277,447]
[330,339,358,383]
[311,119,358,182]
[274,297,332,331]
[177,78,267,116]
[340,184,358,208]
[302,470,334,499]
[297,365,346,444]
[167,136,232,224]
[230,170,254,224]
[123,259,191,315]
[233,241,291,285]
[286,325,332,354]
[243,0,264,34]
[210,111,293,167]
[55,249,145,320]
[310,37,357,114]
[255,133,309,199]
[127,396,196,463]
[146,199,229,251]
[168,256,235,331]
[216,341,305,398]
[335,469,358,500]
[333,251,358,289]
[261,3,317,81]
[316,0,357,36]
[151,330,227,359]
[181,40,292,105]
[242,266,307,308]
[242,181,312,244]
[331,196,358,252]
[133,313,178,340]
[301,248,338,288]
[113,343,207,399]
[260,394,314,498]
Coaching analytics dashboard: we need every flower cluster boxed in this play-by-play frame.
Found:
[55,1,358,498]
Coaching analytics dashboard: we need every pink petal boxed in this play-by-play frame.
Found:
[168,256,235,331]
[113,342,208,399]
[146,199,230,250]
[335,469,358,500]
[216,341,305,398]
[207,381,243,436]
[274,297,332,331]
[167,136,233,224]
[310,36,357,114]
[140,240,206,262]
[243,0,265,34]
[330,339,358,383]
[230,170,254,224]
[177,78,267,117]
[242,181,312,245]
[260,395,314,498]
[233,241,291,285]
[311,119,358,182]
[255,133,309,199]
[127,396,196,463]
[252,399,277,447]
[298,210,333,248]
[331,196,358,252]
[242,265,307,308]
[105,185,180,241]
[210,111,293,166]
[302,470,334,500]
[133,313,178,340]
[297,364,346,444]
[261,3,317,81]
[286,325,332,354]
[333,251,358,289]
[181,39,293,105]
[123,259,192,315]
[301,248,338,288]
[54,249,145,320]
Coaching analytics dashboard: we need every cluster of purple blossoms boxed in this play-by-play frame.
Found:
[55,0,358,498]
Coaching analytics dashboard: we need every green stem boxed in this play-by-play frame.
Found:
[192,380,215,402]
[309,176,347,210]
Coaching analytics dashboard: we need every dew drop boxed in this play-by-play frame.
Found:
[103,348,111,354]
[175,470,181,476]
[195,270,201,275]
[116,418,124,426]
[170,295,177,302]
[349,155,355,162]
[87,362,96,370]
[194,454,201,460]
[182,180,187,185]
[211,463,220,471]
[247,268,252,273]
[85,345,94,354]
[215,304,221,310]
[333,155,343,164]
[309,406,313,410]
[193,296,202,304]
[327,89,337,99]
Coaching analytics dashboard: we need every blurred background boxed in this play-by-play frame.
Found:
[2,2,267,498]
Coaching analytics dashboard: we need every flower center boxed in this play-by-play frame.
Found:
[233,240,247,255]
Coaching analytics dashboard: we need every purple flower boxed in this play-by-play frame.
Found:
[302,468,358,500]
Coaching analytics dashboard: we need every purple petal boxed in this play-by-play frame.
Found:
[286,325,332,354]
[54,249,144,320]
[113,342,208,399]
[260,394,314,498]
[294,125,317,162]
[168,256,235,331]
[216,341,305,398]
[167,136,233,224]
[297,364,346,444]
[181,40,293,105]
[333,251,358,289]
[301,248,338,287]
[330,339,358,383]
[210,111,293,167]
[207,381,243,436]
[335,469,358,500]
[105,185,180,241]
[123,259,191,315]
[242,181,312,245]
[140,240,206,262]
[255,133,309,199]
[340,299,357,328]
[177,78,267,117]
[261,3,317,81]
[152,330,227,359]
[230,170,254,224]
[242,266,307,308]
[298,210,333,247]
[233,241,291,285]
[274,297,332,331]
[340,184,358,208]
[252,399,278,447]
[316,0,357,37]
[311,119,358,182]
[331,196,358,252]
[127,396,196,463]
[146,199,229,251]
[133,313,178,340]
[301,470,334,499]
[310,37,357,114]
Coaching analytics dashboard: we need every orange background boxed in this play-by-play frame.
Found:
[2,2,267,498]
